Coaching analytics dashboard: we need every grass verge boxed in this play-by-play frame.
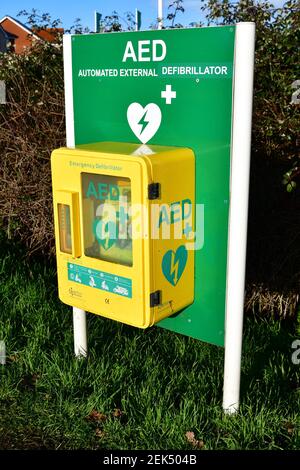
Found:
[0,235,299,450]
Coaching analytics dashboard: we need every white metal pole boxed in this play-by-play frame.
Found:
[223,22,255,414]
[73,308,88,357]
[63,34,75,150]
[158,0,163,30]
[63,35,88,358]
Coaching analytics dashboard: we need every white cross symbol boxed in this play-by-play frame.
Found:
[161,85,176,105]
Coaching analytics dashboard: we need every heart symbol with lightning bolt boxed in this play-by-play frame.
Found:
[162,245,188,286]
[93,219,117,251]
[127,102,162,144]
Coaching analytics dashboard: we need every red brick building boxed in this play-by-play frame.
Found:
[0,16,63,54]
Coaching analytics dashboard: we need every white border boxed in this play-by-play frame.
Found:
[223,22,255,413]
[63,34,75,148]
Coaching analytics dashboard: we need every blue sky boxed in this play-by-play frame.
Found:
[0,0,286,31]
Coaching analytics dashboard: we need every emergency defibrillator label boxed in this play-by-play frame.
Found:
[68,262,132,298]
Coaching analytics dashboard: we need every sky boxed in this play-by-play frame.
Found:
[0,0,286,32]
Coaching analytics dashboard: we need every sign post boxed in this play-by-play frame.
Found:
[63,35,88,358]
[94,11,102,34]
[62,23,255,410]
[158,0,163,29]
[135,9,142,31]
[223,23,255,414]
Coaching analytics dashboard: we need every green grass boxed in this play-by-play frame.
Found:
[0,235,299,450]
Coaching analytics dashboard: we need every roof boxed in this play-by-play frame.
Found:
[33,27,64,42]
[0,15,41,40]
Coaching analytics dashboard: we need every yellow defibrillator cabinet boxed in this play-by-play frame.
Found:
[51,142,195,328]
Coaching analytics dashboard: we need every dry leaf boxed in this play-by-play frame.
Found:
[284,421,294,435]
[185,431,196,444]
[112,408,123,419]
[87,410,107,423]
[197,439,205,449]
[8,354,18,362]
[95,428,105,438]
[185,431,205,449]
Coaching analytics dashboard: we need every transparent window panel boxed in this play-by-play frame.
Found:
[58,204,72,254]
[81,173,132,267]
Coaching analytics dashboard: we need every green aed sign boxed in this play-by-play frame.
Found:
[64,25,254,348]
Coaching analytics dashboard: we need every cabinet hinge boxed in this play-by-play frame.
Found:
[148,183,160,200]
[150,290,161,308]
